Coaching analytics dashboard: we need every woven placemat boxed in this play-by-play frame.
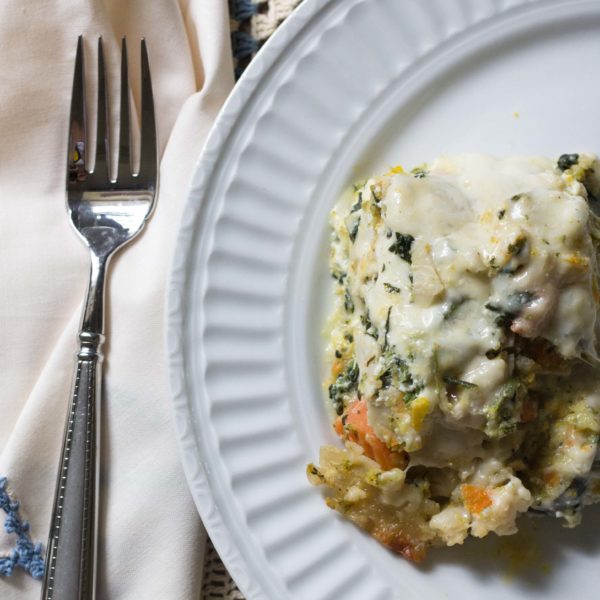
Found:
[230,0,302,78]
[200,2,302,598]
[201,538,246,600]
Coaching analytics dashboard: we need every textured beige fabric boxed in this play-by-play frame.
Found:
[202,539,246,600]
[251,0,302,41]
[0,1,233,598]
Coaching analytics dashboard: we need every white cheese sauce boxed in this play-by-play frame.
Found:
[338,155,600,454]
[318,154,600,551]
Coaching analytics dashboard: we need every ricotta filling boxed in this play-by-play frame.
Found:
[309,154,600,559]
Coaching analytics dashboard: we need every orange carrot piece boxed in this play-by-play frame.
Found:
[333,416,343,436]
[462,484,493,513]
[337,399,399,470]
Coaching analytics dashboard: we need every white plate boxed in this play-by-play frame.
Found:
[167,1,600,598]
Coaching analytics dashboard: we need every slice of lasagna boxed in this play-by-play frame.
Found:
[308,154,600,561]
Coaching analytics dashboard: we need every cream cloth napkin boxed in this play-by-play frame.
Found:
[0,1,234,598]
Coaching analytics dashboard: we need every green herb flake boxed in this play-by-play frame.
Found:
[344,290,355,313]
[485,379,525,438]
[443,296,466,320]
[370,185,382,203]
[484,303,514,328]
[360,313,378,339]
[403,387,423,405]
[348,217,360,243]
[557,153,579,171]
[383,282,401,294]
[329,361,360,415]
[506,291,536,313]
[442,375,478,389]
[383,307,392,351]
[331,270,346,284]
[498,209,506,220]
[351,191,363,213]
[378,352,423,407]
[380,356,410,389]
[507,236,526,256]
[389,232,415,263]
[411,167,428,179]
[485,292,535,329]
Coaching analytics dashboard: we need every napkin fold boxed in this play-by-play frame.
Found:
[0,1,234,598]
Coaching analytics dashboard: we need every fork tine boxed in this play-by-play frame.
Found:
[68,35,87,184]
[138,39,157,183]
[117,38,132,182]
[94,37,110,181]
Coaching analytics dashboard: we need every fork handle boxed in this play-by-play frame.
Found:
[41,336,102,600]
[42,255,107,600]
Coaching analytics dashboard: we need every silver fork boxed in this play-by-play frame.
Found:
[41,36,157,600]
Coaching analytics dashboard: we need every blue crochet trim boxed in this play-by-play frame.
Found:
[230,0,258,21]
[230,0,261,79]
[231,30,259,61]
[0,477,45,580]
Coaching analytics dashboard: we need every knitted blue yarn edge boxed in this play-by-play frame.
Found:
[0,477,45,580]
[230,0,259,21]
[229,0,262,79]
[231,30,259,61]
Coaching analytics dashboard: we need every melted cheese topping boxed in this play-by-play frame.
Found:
[309,154,600,559]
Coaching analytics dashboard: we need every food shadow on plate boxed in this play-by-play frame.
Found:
[417,504,600,590]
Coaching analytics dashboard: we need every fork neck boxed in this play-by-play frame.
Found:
[79,252,110,356]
